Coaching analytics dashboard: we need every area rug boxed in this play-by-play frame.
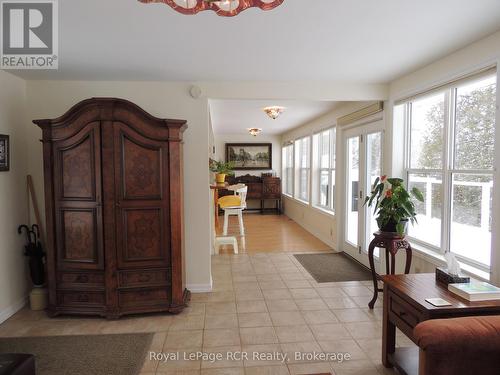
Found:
[0,333,153,375]
[294,253,372,282]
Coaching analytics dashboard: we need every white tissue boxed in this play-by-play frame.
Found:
[444,253,461,276]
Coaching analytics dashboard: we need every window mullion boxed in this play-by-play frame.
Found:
[442,88,454,255]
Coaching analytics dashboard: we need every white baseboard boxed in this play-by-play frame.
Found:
[187,280,213,293]
[0,295,28,324]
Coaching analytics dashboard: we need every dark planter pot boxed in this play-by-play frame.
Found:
[379,219,408,234]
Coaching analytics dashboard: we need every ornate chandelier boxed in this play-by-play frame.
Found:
[263,106,285,120]
[139,0,284,17]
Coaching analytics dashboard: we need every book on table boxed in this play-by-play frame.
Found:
[448,280,500,302]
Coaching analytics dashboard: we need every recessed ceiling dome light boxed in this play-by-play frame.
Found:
[139,0,284,17]
[263,106,285,120]
[248,128,262,137]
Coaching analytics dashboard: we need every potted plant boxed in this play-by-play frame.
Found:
[210,160,235,184]
[364,176,424,235]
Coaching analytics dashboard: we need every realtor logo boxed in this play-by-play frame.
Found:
[1,0,58,69]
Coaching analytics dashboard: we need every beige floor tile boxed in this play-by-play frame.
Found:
[355,338,383,361]
[302,310,338,325]
[323,297,358,310]
[258,280,287,290]
[333,309,372,323]
[207,292,236,303]
[206,302,237,315]
[238,313,272,328]
[262,289,293,300]
[205,314,239,329]
[233,282,260,292]
[344,322,381,339]
[140,332,167,373]
[204,329,241,348]
[233,275,258,283]
[309,323,351,341]
[201,346,243,369]
[280,341,323,364]
[294,298,328,311]
[275,325,315,343]
[269,311,306,326]
[316,287,347,298]
[157,348,202,372]
[170,314,206,331]
[289,288,320,299]
[318,339,368,361]
[240,327,278,345]
[287,362,333,375]
[236,300,268,314]
[256,274,282,282]
[242,343,285,367]
[283,279,312,289]
[201,368,244,375]
[280,273,306,281]
[164,330,203,349]
[341,286,373,297]
[266,299,298,312]
[185,303,206,316]
[245,365,290,374]
[235,290,264,301]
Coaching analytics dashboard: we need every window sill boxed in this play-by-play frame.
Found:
[409,241,490,282]
[312,205,335,217]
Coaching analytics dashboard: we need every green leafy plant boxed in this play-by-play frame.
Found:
[364,176,424,235]
[209,160,235,175]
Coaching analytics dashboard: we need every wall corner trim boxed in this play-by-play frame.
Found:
[186,281,213,293]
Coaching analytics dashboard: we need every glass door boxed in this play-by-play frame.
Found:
[343,122,384,267]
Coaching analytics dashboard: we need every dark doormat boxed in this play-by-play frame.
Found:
[0,333,153,375]
[294,253,372,283]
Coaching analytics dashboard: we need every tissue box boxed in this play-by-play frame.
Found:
[435,267,470,285]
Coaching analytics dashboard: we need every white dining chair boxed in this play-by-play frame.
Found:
[218,184,248,236]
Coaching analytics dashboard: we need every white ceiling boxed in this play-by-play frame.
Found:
[8,0,500,82]
[210,99,340,135]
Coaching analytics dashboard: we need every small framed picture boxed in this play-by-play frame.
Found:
[0,135,10,172]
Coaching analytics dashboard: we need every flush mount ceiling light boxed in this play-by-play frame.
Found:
[248,128,262,137]
[263,106,285,120]
[139,0,284,17]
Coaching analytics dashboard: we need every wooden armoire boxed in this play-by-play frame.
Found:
[34,98,189,318]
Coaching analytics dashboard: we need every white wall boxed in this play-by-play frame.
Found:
[0,71,30,323]
[386,30,500,284]
[281,102,375,249]
[24,81,213,292]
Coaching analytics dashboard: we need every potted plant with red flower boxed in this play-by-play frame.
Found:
[364,176,424,235]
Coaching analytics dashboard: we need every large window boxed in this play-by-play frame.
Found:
[313,128,336,212]
[282,144,294,196]
[402,71,497,273]
[295,136,311,202]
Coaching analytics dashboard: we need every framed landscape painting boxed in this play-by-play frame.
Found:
[226,143,272,170]
[0,135,9,172]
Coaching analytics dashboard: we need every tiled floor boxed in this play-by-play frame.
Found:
[0,253,415,375]
[216,213,332,254]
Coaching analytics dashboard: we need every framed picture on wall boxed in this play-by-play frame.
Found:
[226,143,272,170]
[0,135,9,172]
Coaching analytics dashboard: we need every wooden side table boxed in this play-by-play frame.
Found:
[368,231,412,309]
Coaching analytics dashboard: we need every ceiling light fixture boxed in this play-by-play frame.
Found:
[139,0,284,17]
[248,128,262,137]
[263,106,285,120]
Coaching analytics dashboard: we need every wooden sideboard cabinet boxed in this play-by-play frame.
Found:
[221,174,282,213]
[34,98,189,319]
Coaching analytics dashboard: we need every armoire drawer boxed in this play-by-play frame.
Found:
[118,288,170,308]
[58,272,104,289]
[118,269,171,288]
[57,290,105,307]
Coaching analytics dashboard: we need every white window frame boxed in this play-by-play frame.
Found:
[282,143,294,197]
[402,70,497,275]
[313,127,336,213]
[295,136,311,203]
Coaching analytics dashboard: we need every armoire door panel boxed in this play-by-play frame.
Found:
[53,122,104,271]
[123,208,163,262]
[122,136,162,200]
[59,134,96,200]
[113,122,171,269]
[61,209,98,262]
